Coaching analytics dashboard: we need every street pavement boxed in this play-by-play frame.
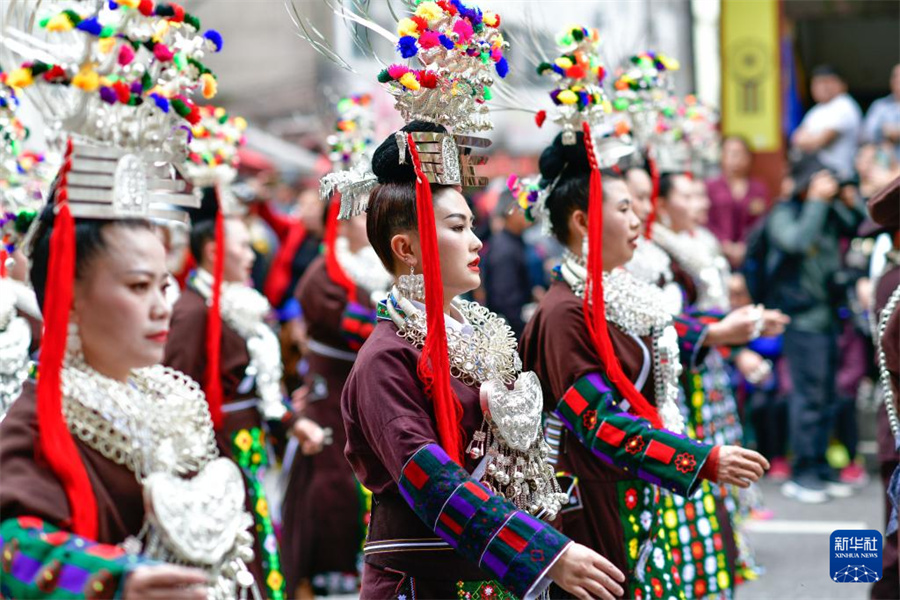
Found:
[740,475,885,599]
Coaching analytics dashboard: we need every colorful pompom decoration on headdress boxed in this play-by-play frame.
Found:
[536,25,611,145]
[0,68,54,221]
[610,51,680,145]
[507,174,545,226]
[376,0,509,133]
[11,0,223,137]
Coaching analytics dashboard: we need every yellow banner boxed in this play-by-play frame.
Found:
[721,0,781,152]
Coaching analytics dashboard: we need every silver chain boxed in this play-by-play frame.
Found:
[877,284,900,439]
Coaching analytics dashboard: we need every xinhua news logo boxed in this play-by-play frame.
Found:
[830,530,882,583]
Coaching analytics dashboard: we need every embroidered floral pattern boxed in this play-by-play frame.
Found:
[675,452,697,474]
[229,427,285,600]
[582,409,598,430]
[625,487,638,510]
[625,435,646,455]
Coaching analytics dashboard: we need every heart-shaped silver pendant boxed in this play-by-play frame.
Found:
[480,371,543,452]
[143,457,252,566]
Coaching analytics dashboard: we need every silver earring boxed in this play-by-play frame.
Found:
[66,321,82,360]
[397,263,425,301]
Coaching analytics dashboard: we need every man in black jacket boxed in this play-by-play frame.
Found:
[767,157,868,503]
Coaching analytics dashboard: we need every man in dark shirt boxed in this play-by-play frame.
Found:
[766,158,868,503]
[483,191,536,336]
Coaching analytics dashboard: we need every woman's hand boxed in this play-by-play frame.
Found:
[717,446,769,488]
[291,385,310,413]
[760,308,790,337]
[548,543,626,600]
[734,349,773,386]
[705,305,760,347]
[706,305,789,347]
[123,564,207,599]
[292,417,326,455]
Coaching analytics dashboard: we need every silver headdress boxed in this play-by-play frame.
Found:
[512,24,636,235]
[318,93,378,219]
[289,0,508,211]
[0,72,27,185]
[0,0,224,223]
[680,96,721,177]
[611,51,681,151]
[183,105,248,216]
[536,25,612,145]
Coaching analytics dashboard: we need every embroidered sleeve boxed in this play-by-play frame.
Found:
[554,372,714,497]
[398,444,571,600]
[0,516,151,599]
[673,314,710,370]
[340,301,377,352]
[680,310,746,362]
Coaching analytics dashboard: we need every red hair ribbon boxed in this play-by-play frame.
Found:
[582,123,664,429]
[37,139,99,538]
[324,195,357,304]
[407,133,466,464]
[645,154,660,239]
[203,186,225,429]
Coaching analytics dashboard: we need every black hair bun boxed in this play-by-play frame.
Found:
[538,131,591,187]
[185,186,220,225]
[371,120,448,185]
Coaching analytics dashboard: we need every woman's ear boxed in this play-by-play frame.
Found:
[70,279,86,325]
[202,237,217,269]
[389,232,419,273]
[655,198,670,224]
[570,208,589,239]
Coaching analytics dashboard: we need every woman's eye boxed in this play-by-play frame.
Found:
[129,281,151,292]
[452,225,465,232]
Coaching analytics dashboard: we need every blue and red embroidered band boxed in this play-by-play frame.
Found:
[340,301,376,351]
[0,516,151,599]
[398,444,570,599]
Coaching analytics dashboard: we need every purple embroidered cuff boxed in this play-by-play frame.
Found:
[399,444,570,599]
[0,516,151,599]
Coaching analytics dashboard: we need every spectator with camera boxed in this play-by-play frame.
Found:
[761,156,868,502]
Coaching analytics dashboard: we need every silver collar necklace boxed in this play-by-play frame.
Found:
[559,252,685,433]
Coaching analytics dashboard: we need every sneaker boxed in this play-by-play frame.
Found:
[839,463,870,488]
[767,457,791,482]
[781,477,829,504]
[821,470,855,499]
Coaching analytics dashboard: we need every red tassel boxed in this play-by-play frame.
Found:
[263,223,307,307]
[0,249,7,279]
[645,155,660,239]
[407,134,465,464]
[204,197,225,429]
[582,123,664,429]
[323,196,357,304]
[37,140,99,538]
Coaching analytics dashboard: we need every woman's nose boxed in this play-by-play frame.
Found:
[470,231,483,253]
[152,287,172,321]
